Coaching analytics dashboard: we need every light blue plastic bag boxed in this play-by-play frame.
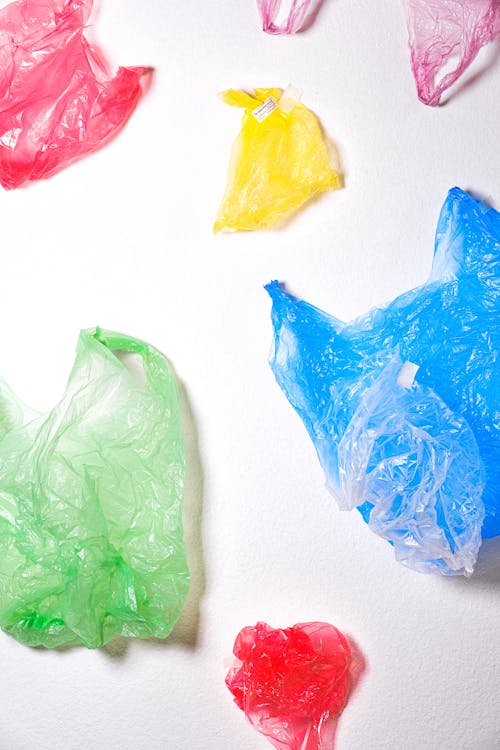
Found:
[266,188,499,576]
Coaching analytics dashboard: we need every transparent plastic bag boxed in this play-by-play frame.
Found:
[215,87,340,233]
[337,355,485,576]
[403,0,500,105]
[226,621,352,750]
[0,0,149,189]
[266,187,500,575]
[0,328,189,648]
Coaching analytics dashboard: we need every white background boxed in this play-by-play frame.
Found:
[1,0,500,748]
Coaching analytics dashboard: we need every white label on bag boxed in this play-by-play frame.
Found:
[252,96,277,122]
[278,84,302,114]
[397,361,420,389]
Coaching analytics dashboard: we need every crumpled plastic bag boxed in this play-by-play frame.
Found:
[403,0,500,105]
[0,328,189,648]
[214,87,340,233]
[0,0,149,189]
[266,187,500,576]
[226,621,352,750]
[257,0,314,34]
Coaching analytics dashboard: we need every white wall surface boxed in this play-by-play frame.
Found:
[0,1,499,748]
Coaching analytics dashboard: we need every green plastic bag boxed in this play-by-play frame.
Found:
[0,328,189,649]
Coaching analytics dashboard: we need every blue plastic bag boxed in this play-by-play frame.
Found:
[266,188,499,576]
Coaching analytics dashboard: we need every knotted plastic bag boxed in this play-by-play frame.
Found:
[403,0,500,105]
[0,328,189,648]
[257,0,315,34]
[226,622,352,750]
[0,0,149,189]
[215,87,340,233]
[266,187,500,576]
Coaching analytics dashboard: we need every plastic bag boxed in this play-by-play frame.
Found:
[0,328,189,648]
[0,0,149,189]
[257,0,314,34]
[214,87,340,233]
[403,0,500,105]
[266,187,500,576]
[226,621,352,750]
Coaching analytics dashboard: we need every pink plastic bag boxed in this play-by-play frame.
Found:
[257,0,314,34]
[0,0,149,189]
[403,0,500,105]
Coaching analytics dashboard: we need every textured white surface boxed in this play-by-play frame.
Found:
[0,0,499,748]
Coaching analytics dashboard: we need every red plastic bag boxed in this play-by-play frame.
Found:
[0,0,149,189]
[226,622,353,750]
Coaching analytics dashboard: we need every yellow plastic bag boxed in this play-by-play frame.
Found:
[214,87,341,233]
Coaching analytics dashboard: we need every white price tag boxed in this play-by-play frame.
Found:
[252,96,277,122]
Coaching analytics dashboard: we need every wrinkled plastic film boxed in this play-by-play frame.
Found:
[215,88,340,233]
[257,0,312,34]
[337,355,485,576]
[0,329,189,648]
[0,0,149,189]
[403,0,500,105]
[266,188,500,575]
[226,622,352,750]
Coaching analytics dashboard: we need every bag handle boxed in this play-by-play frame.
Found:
[78,327,177,396]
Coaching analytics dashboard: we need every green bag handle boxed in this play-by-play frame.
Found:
[78,327,177,398]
